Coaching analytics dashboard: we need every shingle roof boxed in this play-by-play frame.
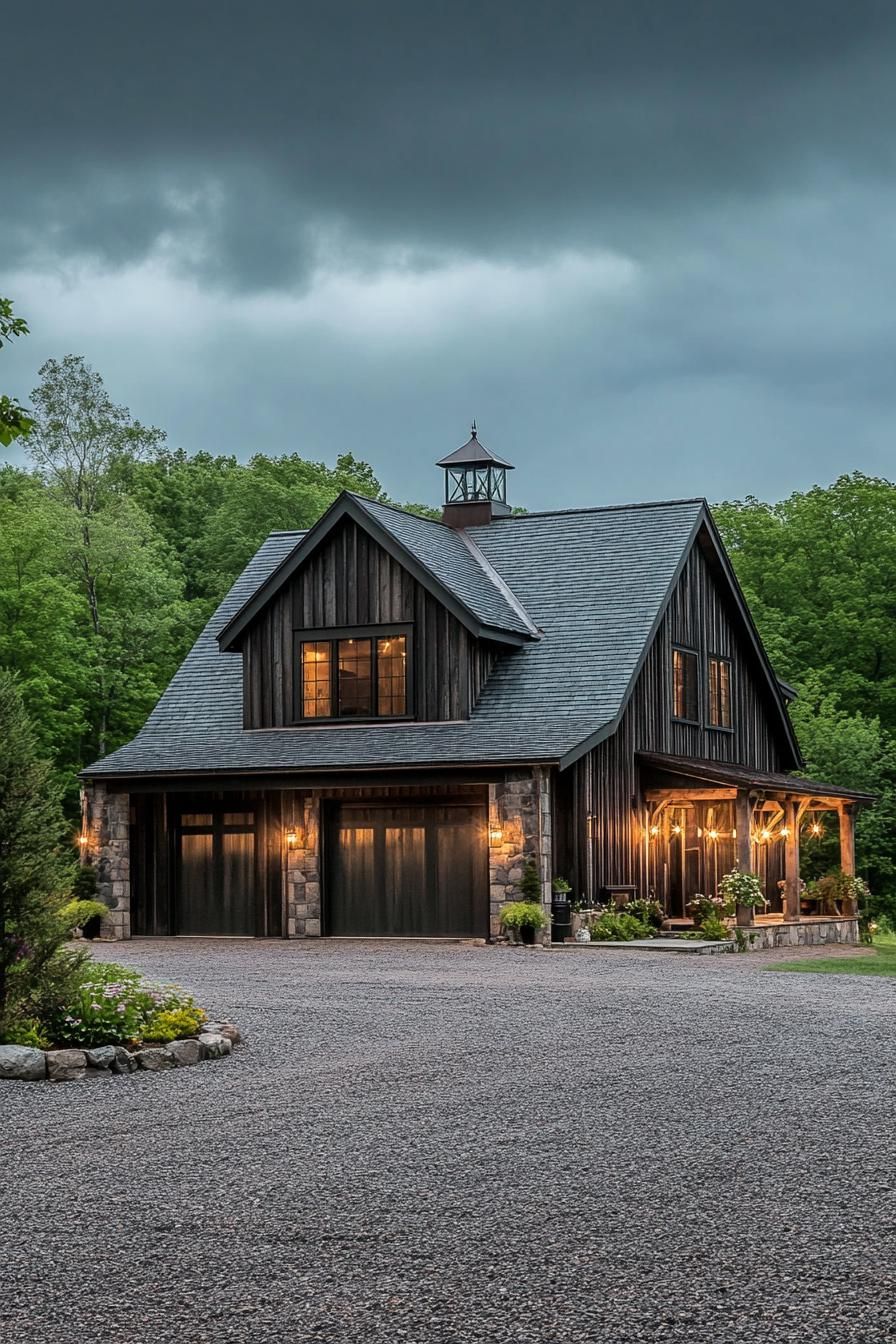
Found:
[637,753,876,803]
[83,496,707,778]
[350,495,537,637]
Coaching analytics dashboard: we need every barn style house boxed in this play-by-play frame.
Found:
[81,430,870,946]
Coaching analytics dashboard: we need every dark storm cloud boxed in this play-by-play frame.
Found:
[5,0,896,286]
[4,1,896,507]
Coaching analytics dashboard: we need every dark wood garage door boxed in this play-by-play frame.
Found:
[325,802,488,937]
[175,805,256,936]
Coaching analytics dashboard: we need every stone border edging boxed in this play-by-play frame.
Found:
[0,1022,242,1082]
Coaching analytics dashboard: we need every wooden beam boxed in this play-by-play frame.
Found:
[839,802,857,916]
[644,787,738,801]
[783,797,801,922]
[734,790,755,928]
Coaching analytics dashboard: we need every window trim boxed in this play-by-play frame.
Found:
[671,644,701,725]
[292,623,414,725]
[706,653,734,732]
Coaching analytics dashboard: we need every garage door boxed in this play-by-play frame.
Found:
[175,805,256,936]
[325,802,488,937]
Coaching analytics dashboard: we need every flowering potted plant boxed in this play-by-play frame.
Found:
[719,868,767,915]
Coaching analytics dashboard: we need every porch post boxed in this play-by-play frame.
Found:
[838,802,857,916]
[734,790,755,927]
[783,797,801,922]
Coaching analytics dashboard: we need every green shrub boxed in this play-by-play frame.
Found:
[0,1015,50,1049]
[499,901,548,932]
[519,859,542,902]
[626,897,664,929]
[58,899,109,933]
[71,864,99,902]
[143,1005,206,1042]
[695,912,731,942]
[588,911,653,941]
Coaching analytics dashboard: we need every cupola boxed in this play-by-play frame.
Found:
[436,423,514,527]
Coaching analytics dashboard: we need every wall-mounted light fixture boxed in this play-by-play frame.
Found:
[649,824,660,838]
[285,828,301,850]
[78,833,88,848]
[488,825,504,846]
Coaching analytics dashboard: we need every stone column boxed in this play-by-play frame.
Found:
[734,790,755,928]
[81,782,131,939]
[284,792,322,937]
[488,767,553,943]
[783,797,801,922]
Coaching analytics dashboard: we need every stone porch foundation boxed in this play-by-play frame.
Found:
[735,917,859,951]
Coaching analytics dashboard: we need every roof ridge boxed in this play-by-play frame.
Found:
[482,497,707,522]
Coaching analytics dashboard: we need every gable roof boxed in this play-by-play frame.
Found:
[83,495,743,779]
[217,492,538,649]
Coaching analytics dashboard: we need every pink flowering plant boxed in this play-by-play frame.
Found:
[46,961,206,1048]
[687,891,734,925]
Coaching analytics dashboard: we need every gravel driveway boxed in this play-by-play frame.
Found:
[3,940,894,1343]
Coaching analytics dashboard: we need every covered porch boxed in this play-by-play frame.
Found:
[636,752,874,929]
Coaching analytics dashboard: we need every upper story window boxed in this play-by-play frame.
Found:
[298,627,410,721]
[672,647,699,723]
[707,655,733,729]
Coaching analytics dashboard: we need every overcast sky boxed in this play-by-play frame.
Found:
[3,1,896,510]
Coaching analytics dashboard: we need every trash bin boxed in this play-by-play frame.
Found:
[551,898,572,943]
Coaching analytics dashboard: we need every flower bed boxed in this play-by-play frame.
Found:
[0,959,241,1082]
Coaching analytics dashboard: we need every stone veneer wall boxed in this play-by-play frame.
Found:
[739,918,859,951]
[81,783,130,940]
[284,793,322,937]
[488,767,553,942]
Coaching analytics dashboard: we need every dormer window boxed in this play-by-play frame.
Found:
[297,627,410,722]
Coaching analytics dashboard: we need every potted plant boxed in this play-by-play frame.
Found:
[552,877,571,897]
[58,898,110,940]
[499,901,548,945]
[718,868,767,920]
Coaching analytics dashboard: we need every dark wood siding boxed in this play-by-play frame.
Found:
[556,535,793,904]
[242,516,496,727]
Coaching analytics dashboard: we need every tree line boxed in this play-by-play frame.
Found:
[2,328,895,910]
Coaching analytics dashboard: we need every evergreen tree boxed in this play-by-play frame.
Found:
[0,671,73,1031]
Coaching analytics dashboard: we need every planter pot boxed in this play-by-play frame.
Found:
[520,925,537,946]
[81,914,103,940]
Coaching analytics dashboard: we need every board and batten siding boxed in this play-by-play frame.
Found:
[241,515,495,727]
[564,534,793,900]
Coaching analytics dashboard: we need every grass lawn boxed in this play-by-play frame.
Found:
[776,932,896,977]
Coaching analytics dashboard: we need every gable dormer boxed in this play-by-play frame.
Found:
[217,484,537,732]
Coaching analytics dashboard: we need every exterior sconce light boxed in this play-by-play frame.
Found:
[649,824,659,838]
[760,829,771,842]
[285,828,300,850]
[78,833,88,848]
[488,825,504,845]
[780,826,790,839]
[671,823,682,835]
[706,828,719,841]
